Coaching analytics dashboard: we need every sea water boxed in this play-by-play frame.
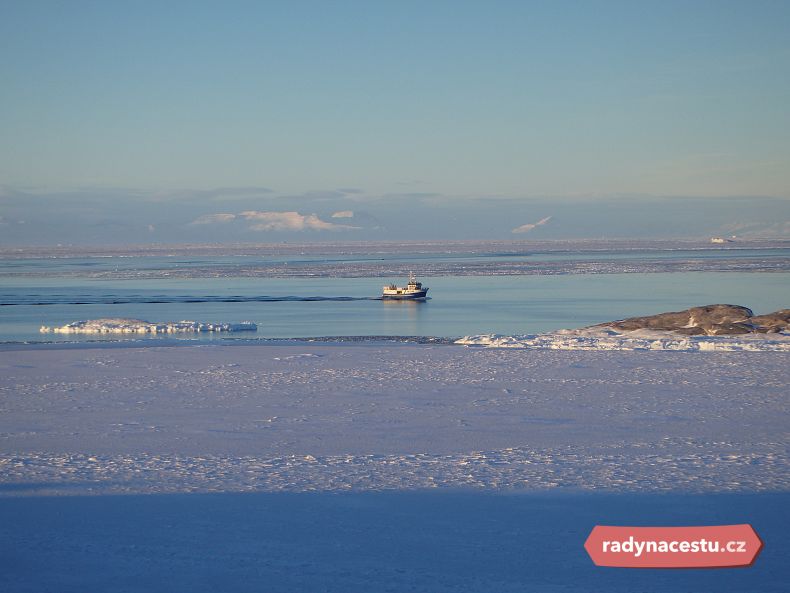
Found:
[1,247,788,343]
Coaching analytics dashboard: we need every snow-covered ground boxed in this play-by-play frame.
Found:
[456,327,790,351]
[2,342,787,495]
[1,341,788,592]
[40,318,257,334]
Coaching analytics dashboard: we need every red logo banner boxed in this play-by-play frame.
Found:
[584,524,762,568]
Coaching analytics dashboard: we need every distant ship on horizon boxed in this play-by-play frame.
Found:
[382,272,429,300]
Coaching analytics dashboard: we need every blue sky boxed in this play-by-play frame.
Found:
[1,1,789,243]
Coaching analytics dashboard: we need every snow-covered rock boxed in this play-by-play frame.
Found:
[600,304,790,335]
[457,304,790,351]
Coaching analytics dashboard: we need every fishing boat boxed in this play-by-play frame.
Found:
[382,272,429,299]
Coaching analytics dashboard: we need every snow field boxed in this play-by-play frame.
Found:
[1,343,787,496]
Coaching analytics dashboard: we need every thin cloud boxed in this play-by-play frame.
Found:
[277,190,349,201]
[239,211,360,231]
[189,213,237,225]
[381,192,442,199]
[331,210,354,218]
[512,216,552,234]
[153,187,274,202]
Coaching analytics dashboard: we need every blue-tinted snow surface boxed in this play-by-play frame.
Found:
[1,491,787,593]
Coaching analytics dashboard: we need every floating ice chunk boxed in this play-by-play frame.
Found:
[456,328,790,351]
[40,318,257,334]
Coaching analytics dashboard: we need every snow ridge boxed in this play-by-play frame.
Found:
[2,439,786,496]
[456,328,790,351]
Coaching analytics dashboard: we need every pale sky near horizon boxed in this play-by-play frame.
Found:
[1,1,789,243]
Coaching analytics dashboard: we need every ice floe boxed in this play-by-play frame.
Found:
[39,318,257,334]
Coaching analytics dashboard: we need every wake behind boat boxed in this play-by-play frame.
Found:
[382,272,429,299]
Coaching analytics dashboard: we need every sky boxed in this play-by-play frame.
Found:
[1,0,789,244]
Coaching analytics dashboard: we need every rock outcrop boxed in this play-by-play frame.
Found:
[599,305,789,336]
[750,309,790,333]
